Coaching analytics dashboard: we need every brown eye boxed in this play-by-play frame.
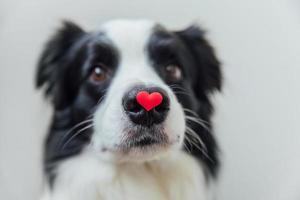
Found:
[90,65,107,82]
[165,65,182,81]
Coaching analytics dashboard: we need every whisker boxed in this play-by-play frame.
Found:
[185,116,210,131]
[170,86,189,93]
[87,113,95,119]
[170,86,185,91]
[58,118,93,147]
[173,91,191,97]
[183,108,209,125]
[184,132,196,153]
[183,137,192,153]
[97,94,107,105]
[185,126,207,151]
[169,84,186,90]
[61,124,94,150]
[185,127,213,162]
[185,133,200,151]
[183,108,199,117]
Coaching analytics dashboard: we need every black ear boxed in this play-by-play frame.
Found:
[36,21,85,108]
[175,25,222,97]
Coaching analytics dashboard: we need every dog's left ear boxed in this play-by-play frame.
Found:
[175,25,222,98]
[36,21,85,109]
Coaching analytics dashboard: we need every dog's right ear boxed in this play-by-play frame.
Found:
[36,21,85,107]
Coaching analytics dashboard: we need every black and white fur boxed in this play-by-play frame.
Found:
[36,19,222,200]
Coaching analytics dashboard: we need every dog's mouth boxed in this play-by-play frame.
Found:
[116,125,169,152]
[120,134,167,149]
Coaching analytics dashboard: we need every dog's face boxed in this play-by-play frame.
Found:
[37,19,221,172]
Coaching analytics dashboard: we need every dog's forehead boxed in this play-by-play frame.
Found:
[100,19,157,58]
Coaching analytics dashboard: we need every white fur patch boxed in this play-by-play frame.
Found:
[41,150,208,200]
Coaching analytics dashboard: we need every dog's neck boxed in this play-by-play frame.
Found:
[41,150,210,200]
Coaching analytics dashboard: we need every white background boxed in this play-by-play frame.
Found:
[0,0,300,199]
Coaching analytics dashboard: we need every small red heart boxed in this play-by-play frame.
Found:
[136,91,163,111]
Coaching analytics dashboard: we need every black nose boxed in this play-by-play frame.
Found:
[122,86,170,126]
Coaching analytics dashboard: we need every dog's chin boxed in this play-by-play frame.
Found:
[115,143,172,163]
[116,126,172,162]
[99,126,179,162]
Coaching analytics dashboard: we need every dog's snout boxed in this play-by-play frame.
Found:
[122,86,170,126]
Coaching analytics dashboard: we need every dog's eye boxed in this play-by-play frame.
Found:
[165,65,182,81]
[90,65,108,82]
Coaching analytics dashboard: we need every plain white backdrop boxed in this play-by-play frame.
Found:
[0,0,300,199]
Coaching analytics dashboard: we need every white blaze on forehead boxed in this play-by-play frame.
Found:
[101,19,164,87]
[101,19,155,55]
[101,19,155,59]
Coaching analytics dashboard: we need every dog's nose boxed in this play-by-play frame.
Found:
[122,86,170,126]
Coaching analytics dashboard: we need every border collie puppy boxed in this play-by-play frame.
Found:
[36,19,222,200]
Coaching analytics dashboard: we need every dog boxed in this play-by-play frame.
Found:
[36,19,222,200]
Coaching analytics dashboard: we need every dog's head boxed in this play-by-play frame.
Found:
[37,19,221,173]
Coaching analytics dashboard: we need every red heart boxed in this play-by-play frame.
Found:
[136,91,163,111]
